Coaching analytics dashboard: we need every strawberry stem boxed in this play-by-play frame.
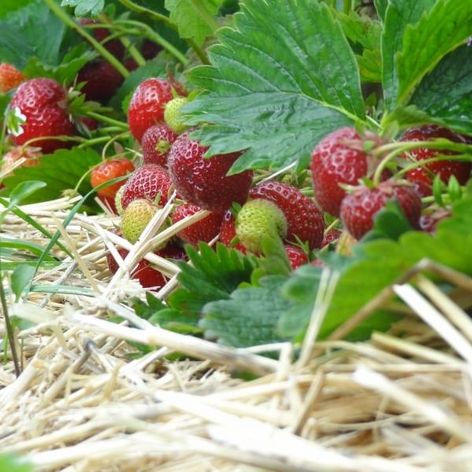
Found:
[118,0,210,64]
[372,139,472,158]
[84,111,128,130]
[44,0,130,78]
[115,19,188,65]
[397,154,471,178]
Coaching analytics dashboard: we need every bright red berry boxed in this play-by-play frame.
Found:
[8,78,75,153]
[168,132,253,213]
[120,164,172,210]
[401,125,471,196]
[90,158,134,211]
[311,127,369,217]
[250,181,325,249]
[172,203,223,245]
[77,59,124,103]
[0,63,25,93]
[128,78,173,141]
[340,181,422,240]
[141,123,178,167]
[285,245,308,270]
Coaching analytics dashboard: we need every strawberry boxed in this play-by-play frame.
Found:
[249,181,325,249]
[79,18,125,59]
[164,96,188,133]
[171,203,223,245]
[141,123,178,167]
[285,245,308,270]
[400,125,471,196]
[119,164,173,210]
[0,63,25,93]
[77,59,124,103]
[128,78,173,142]
[90,158,134,211]
[168,132,253,213]
[8,78,76,153]
[219,210,247,253]
[121,198,158,243]
[340,181,422,240]
[311,127,369,216]
[235,199,287,253]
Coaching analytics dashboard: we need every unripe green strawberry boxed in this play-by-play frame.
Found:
[121,199,158,243]
[236,199,287,253]
[164,96,188,133]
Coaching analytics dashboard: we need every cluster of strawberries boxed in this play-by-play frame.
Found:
[97,77,329,289]
[97,76,471,291]
[1,58,470,291]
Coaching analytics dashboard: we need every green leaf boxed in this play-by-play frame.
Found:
[0,0,33,19]
[146,243,258,333]
[395,0,472,107]
[279,195,472,341]
[11,264,36,300]
[1,148,101,204]
[373,0,388,20]
[165,0,223,46]
[7,181,46,207]
[202,276,291,347]
[0,0,66,68]
[23,46,97,84]
[186,0,364,172]
[61,0,105,16]
[409,45,472,135]
[277,265,322,339]
[382,0,436,110]
[0,454,33,472]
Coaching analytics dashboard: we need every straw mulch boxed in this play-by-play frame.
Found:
[1,196,471,472]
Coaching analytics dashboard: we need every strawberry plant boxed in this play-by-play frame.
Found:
[0,1,472,469]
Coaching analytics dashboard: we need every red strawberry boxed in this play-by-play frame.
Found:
[128,78,173,141]
[401,125,471,196]
[77,59,124,103]
[79,18,125,59]
[0,63,25,93]
[8,78,75,153]
[249,181,325,249]
[120,164,172,210]
[285,245,308,270]
[168,132,253,213]
[219,210,247,253]
[141,123,178,167]
[172,203,223,245]
[90,158,134,211]
[311,127,369,217]
[340,181,422,240]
